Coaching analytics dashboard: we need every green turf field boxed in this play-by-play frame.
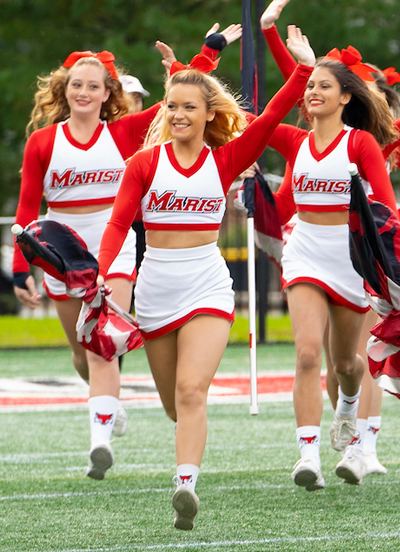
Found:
[1,343,400,551]
[0,312,294,348]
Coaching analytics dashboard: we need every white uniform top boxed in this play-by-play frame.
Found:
[141,142,226,230]
[292,125,371,209]
[44,121,126,206]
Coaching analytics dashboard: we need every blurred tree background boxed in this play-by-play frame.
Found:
[0,0,399,218]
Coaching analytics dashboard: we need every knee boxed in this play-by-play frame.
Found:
[334,354,363,378]
[296,346,322,373]
[176,380,205,411]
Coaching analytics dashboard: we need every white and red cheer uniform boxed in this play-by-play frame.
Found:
[97,63,313,339]
[267,124,398,312]
[13,104,160,299]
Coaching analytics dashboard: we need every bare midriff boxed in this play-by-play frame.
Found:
[50,203,113,214]
[146,229,219,249]
[298,210,349,225]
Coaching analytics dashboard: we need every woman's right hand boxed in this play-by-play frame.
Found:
[155,41,177,72]
[260,0,291,30]
[239,162,259,181]
[286,25,315,67]
[14,274,42,310]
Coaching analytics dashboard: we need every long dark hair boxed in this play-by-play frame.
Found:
[304,58,397,146]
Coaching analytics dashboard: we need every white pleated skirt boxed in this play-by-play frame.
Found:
[281,219,369,312]
[135,242,235,340]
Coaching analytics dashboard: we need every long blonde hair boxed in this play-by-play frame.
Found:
[144,69,248,150]
[26,57,130,136]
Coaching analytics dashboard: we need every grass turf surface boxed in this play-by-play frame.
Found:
[0,312,294,348]
[1,344,400,551]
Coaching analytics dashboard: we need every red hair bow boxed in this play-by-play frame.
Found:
[170,53,220,76]
[382,67,400,86]
[325,45,378,82]
[63,50,118,79]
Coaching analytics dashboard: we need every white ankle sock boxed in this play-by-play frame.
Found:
[176,464,200,492]
[337,387,360,417]
[296,426,321,466]
[356,418,368,450]
[88,395,119,447]
[363,416,382,454]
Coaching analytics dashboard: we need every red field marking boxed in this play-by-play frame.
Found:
[0,374,327,409]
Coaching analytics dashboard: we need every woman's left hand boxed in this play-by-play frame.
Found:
[206,23,243,45]
[286,25,315,67]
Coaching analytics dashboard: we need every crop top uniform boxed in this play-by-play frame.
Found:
[263,23,400,221]
[13,103,160,299]
[265,124,398,312]
[97,63,314,339]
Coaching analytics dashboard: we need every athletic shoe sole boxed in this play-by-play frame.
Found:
[87,443,114,480]
[291,458,325,491]
[172,487,199,530]
[335,464,362,485]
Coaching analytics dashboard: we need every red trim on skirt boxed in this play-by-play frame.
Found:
[282,276,370,314]
[141,307,235,341]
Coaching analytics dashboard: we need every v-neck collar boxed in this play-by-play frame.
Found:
[309,128,347,162]
[165,141,210,177]
[62,120,104,151]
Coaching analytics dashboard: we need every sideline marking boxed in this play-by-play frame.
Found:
[40,531,400,552]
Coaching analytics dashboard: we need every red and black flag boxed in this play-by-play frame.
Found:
[14,219,99,300]
[252,170,284,266]
[348,164,400,398]
[14,220,142,360]
[239,1,283,264]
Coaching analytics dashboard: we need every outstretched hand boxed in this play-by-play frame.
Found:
[206,23,242,45]
[13,274,42,310]
[286,25,315,67]
[260,0,291,30]
[155,40,177,72]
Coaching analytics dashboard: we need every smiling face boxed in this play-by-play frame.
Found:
[165,83,215,145]
[65,63,110,119]
[304,66,351,119]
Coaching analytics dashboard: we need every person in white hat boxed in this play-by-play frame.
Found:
[119,75,150,113]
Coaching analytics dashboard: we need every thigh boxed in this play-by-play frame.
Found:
[286,283,329,350]
[54,297,86,354]
[176,315,231,390]
[144,331,178,415]
[105,277,133,312]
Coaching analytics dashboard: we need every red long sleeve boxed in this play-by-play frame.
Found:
[97,63,314,277]
[262,26,297,82]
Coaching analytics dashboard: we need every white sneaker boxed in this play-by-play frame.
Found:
[291,458,325,491]
[330,410,359,451]
[335,446,364,484]
[112,403,128,437]
[172,478,200,530]
[86,442,114,480]
[363,451,387,475]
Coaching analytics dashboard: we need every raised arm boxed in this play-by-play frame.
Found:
[205,22,243,46]
[260,0,291,30]
[156,22,242,74]
[218,26,314,184]
[261,0,297,82]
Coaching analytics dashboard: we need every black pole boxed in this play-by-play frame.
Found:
[255,0,268,343]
